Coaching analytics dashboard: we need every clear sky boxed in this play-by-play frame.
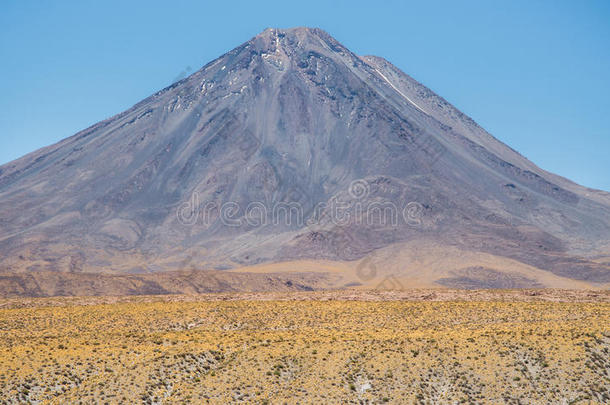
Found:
[1,0,609,191]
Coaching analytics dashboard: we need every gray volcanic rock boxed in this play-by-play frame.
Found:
[0,27,609,290]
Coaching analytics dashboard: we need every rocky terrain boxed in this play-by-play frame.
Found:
[0,27,609,296]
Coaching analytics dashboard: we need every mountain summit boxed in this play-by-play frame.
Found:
[1,28,609,296]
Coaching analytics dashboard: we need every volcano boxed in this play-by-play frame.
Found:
[1,27,609,296]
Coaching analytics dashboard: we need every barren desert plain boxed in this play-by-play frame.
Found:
[0,289,608,404]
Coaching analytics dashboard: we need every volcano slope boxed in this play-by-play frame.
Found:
[0,27,609,296]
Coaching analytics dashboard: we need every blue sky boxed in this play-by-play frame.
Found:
[1,0,609,190]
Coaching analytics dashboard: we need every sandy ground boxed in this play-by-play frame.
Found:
[0,288,607,309]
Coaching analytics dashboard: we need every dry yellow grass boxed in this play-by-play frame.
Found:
[0,292,608,404]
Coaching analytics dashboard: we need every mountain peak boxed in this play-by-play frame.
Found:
[0,28,608,294]
[245,26,344,57]
[256,26,328,39]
